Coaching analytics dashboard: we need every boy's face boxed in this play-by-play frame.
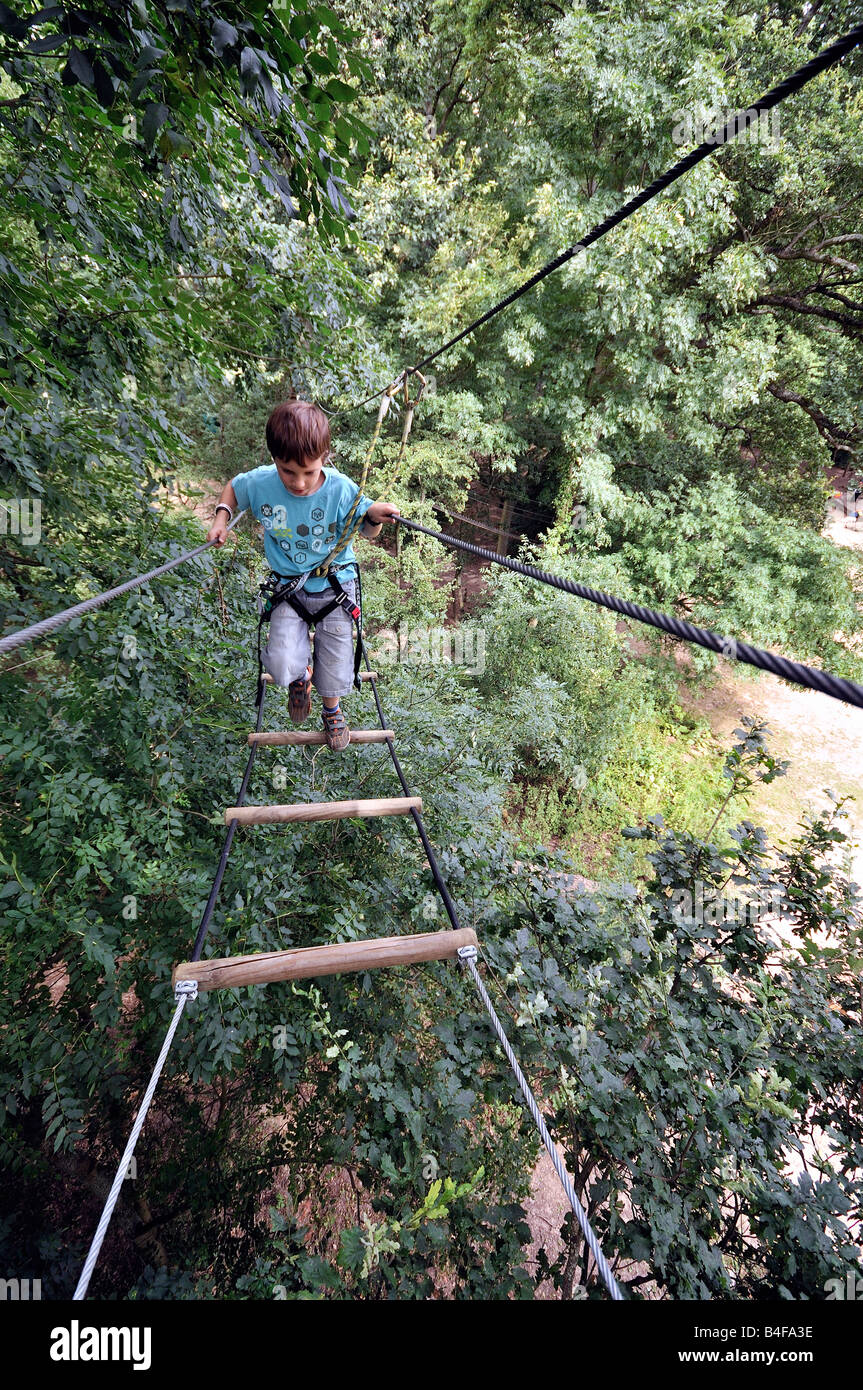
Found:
[274,453,327,496]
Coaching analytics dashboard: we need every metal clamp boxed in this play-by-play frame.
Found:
[377,372,406,424]
[402,367,427,412]
[456,944,478,965]
[174,979,199,1002]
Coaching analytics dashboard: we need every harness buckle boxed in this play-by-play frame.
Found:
[259,571,305,621]
[336,593,361,621]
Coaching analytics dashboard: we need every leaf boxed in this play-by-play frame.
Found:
[241,46,262,75]
[211,19,238,56]
[92,60,115,109]
[258,72,281,119]
[25,34,67,54]
[130,70,159,101]
[142,102,169,148]
[137,44,165,68]
[324,79,356,103]
[337,1226,365,1273]
[307,52,334,78]
[26,5,64,23]
[66,48,95,88]
[284,38,305,66]
[314,5,351,38]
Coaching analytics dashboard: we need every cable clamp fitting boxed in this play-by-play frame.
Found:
[456,945,478,965]
[174,979,199,1003]
[377,372,405,424]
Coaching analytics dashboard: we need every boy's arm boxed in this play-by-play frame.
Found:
[207,482,238,546]
[360,499,400,539]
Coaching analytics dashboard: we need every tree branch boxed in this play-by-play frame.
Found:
[747,294,863,338]
[767,382,858,445]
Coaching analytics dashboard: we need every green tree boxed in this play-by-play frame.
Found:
[334,0,863,674]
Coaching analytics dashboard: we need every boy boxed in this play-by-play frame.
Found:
[207,400,399,751]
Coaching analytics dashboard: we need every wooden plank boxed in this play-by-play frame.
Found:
[260,670,378,684]
[224,795,421,825]
[247,729,394,746]
[173,927,478,992]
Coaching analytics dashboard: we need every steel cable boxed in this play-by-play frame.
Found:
[397,516,863,711]
[0,510,247,658]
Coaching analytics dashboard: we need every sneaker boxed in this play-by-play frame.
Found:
[322,703,350,752]
[288,666,312,724]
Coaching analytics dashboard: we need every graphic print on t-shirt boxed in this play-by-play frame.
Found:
[230,465,372,591]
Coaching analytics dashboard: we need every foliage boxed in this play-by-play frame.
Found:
[0,0,377,567]
[487,721,862,1298]
[335,0,863,673]
[1,0,862,1304]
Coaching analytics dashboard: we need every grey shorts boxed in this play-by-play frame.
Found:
[262,580,357,698]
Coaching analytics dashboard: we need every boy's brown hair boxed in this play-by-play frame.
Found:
[266,400,331,466]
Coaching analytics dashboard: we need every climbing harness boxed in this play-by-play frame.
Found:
[256,567,364,696]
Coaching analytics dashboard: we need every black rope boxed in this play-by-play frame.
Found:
[190,683,267,962]
[337,23,863,413]
[354,569,463,929]
[363,649,463,930]
[396,516,863,712]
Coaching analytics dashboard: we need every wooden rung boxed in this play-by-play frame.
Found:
[247,729,394,746]
[173,927,478,992]
[261,670,378,685]
[224,795,421,825]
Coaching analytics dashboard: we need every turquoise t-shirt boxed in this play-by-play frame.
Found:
[231,464,373,593]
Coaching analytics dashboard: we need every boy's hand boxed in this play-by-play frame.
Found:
[365,501,400,525]
[207,518,228,546]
